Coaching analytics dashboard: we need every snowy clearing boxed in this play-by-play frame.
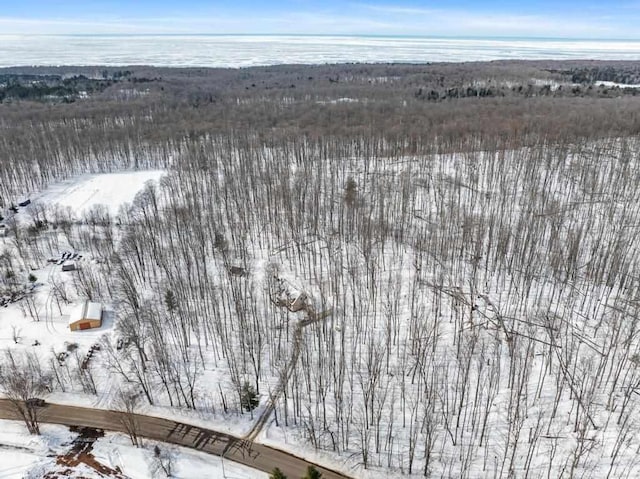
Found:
[28,170,166,218]
[596,80,640,89]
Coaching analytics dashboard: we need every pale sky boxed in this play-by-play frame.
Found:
[1,1,640,38]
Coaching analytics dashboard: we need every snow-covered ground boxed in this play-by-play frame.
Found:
[0,422,73,478]
[6,140,640,478]
[596,80,640,89]
[0,420,266,478]
[1,170,168,380]
[0,170,270,477]
[92,432,267,479]
[26,170,166,218]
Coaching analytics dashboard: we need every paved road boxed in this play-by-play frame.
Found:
[0,399,351,479]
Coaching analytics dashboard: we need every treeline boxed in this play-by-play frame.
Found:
[4,61,640,106]
[563,65,640,85]
[414,81,640,102]
[0,74,128,103]
[2,61,640,207]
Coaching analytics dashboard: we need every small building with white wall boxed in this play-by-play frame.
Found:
[69,301,103,331]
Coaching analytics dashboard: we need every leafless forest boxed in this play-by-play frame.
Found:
[2,61,640,478]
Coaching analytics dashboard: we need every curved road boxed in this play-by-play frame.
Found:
[0,399,350,479]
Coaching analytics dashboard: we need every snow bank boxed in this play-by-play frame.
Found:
[92,432,268,479]
[0,421,74,479]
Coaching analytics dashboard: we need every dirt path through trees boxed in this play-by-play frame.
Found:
[245,308,333,442]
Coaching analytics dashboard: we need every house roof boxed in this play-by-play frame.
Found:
[69,300,102,325]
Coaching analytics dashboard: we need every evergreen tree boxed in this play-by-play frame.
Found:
[302,465,322,479]
[343,177,358,207]
[240,381,259,412]
[269,467,287,479]
[164,289,178,313]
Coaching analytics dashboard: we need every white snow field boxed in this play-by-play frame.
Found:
[2,35,640,67]
[596,80,640,89]
[33,170,167,218]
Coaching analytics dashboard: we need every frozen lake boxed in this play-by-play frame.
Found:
[2,35,640,67]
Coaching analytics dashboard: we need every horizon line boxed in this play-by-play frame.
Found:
[3,33,640,42]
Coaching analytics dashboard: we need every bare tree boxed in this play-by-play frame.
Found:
[11,325,21,344]
[114,388,142,447]
[151,444,176,478]
[0,350,50,434]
